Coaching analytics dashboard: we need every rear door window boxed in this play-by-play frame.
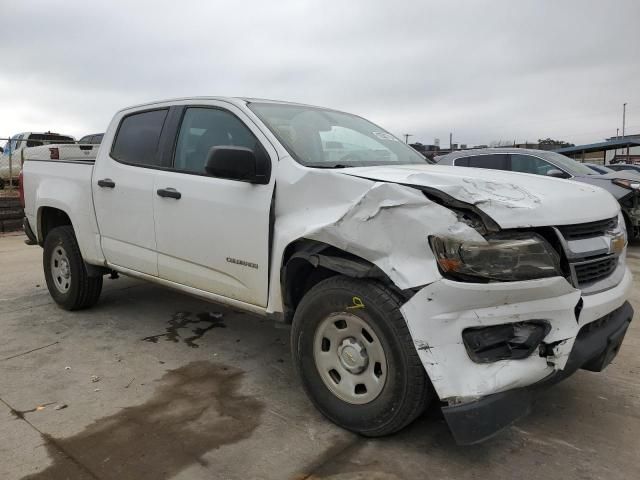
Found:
[465,154,509,170]
[111,109,169,167]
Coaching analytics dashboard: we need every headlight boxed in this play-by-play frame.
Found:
[430,233,561,282]
[612,178,640,190]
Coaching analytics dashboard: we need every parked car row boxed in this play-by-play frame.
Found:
[20,97,634,445]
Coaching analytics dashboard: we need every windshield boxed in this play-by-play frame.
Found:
[248,103,429,167]
[539,151,597,176]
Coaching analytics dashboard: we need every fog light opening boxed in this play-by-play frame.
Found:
[462,321,551,363]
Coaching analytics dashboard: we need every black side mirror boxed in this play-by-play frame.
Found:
[204,146,271,184]
[546,168,567,178]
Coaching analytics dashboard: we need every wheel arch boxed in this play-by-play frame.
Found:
[280,238,411,323]
[37,206,73,245]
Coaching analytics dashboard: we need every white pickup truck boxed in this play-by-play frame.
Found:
[21,97,634,444]
[1,132,78,188]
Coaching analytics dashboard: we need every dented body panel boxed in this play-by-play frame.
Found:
[401,269,632,400]
[338,164,620,228]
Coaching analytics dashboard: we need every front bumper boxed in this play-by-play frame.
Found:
[400,267,633,444]
[442,301,633,444]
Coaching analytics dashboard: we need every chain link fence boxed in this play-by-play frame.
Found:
[1,135,83,232]
[0,137,22,231]
[0,136,23,191]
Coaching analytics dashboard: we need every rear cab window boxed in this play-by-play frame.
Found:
[26,133,75,147]
[111,109,169,167]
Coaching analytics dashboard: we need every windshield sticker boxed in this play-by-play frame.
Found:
[372,131,398,142]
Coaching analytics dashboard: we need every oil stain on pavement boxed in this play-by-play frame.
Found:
[23,361,264,480]
[142,311,226,348]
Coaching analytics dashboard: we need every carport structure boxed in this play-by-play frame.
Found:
[555,138,640,164]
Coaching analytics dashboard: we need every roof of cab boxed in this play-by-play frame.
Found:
[118,96,320,111]
[115,96,338,115]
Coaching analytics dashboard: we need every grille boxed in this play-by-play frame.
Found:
[573,256,618,286]
[558,217,618,240]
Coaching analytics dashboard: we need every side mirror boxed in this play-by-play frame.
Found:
[546,169,567,178]
[204,146,270,184]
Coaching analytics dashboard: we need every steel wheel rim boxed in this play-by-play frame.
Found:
[313,312,388,405]
[51,245,71,293]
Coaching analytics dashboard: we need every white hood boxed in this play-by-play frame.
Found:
[339,164,619,229]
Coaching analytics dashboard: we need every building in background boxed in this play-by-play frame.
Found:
[554,135,640,165]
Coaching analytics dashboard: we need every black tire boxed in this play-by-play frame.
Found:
[291,275,432,437]
[0,178,5,190]
[43,226,103,310]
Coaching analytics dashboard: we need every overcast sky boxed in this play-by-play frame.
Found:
[1,0,639,146]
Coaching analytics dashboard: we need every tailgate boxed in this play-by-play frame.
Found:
[23,144,98,162]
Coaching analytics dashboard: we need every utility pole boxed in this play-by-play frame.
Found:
[449,132,453,152]
[403,134,412,144]
[622,103,629,163]
[616,127,619,160]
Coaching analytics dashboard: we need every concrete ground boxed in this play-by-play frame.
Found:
[1,232,639,480]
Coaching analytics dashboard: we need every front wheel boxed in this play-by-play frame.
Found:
[291,276,432,437]
[43,226,103,310]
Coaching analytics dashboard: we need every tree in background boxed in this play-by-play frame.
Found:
[538,138,575,149]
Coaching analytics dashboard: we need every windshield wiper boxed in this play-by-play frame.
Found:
[306,163,349,169]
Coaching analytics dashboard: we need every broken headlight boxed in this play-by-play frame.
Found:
[430,233,561,282]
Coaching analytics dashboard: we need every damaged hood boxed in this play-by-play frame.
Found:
[338,164,620,229]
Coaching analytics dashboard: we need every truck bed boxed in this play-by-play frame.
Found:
[22,159,104,264]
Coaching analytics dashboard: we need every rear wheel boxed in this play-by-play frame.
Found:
[291,276,432,437]
[43,226,103,310]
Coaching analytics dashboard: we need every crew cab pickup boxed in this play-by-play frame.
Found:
[22,97,634,444]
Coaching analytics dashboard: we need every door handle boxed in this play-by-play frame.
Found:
[157,187,181,199]
[97,178,115,188]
